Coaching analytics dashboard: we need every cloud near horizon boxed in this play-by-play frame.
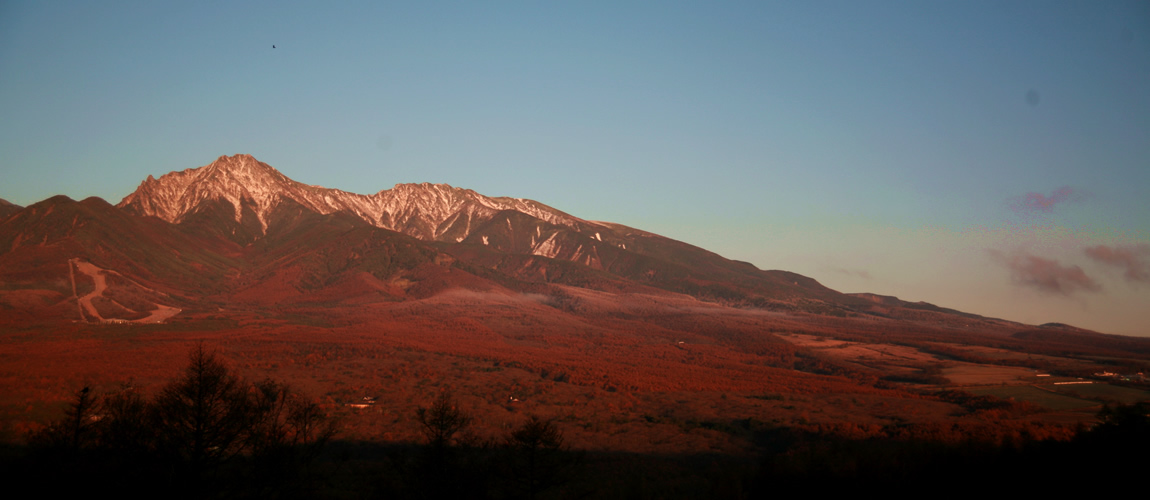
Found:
[1085,244,1150,283]
[827,267,873,280]
[987,249,1101,295]
[1010,186,1078,214]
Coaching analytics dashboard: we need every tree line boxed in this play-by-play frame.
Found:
[20,343,573,499]
[17,343,1148,498]
[23,343,334,497]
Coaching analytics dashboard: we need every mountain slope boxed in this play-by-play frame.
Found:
[0,195,243,298]
[0,153,1046,330]
[116,154,861,311]
[0,199,21,220]
[118,154,595,242]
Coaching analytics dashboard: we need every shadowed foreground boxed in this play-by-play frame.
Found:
[6,345,1148,498]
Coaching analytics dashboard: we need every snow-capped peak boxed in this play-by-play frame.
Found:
[118,154,298,231]
[117,154,592,241]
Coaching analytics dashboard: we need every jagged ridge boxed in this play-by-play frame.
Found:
[110,154,860,310]
[118,154,596,242]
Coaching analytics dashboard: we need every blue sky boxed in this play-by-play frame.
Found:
[2,1,1147,335]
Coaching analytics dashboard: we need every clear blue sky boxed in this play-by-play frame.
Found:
[2,1,1147,335]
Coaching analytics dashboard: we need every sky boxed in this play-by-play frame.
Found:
[1,1,1147,335]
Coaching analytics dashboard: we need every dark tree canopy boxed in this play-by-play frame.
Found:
[416,390,473,449]
[153,343,253,469]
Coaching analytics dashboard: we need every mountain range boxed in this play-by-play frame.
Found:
[1,153,1017,328]
[7,153,1150,457]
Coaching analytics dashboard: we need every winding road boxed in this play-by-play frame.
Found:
[68,259,180,324]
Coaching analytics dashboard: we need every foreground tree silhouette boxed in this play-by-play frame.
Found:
[23,344,335,497]
[249,378,336,463]
[152,343,253,474]
[1089,401,1150,447]
[27,386,100,451]
[417,390,473,449]
[505,416,569,500]
[98,382,152,455]
[411,390,482,498]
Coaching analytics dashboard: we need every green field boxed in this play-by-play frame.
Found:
[967,385,1098,410]
[1047,383,1150,405]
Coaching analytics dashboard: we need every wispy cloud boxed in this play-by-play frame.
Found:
[827,267,872,280]
[987,250,1101,295]
[1085,244,1150,283]
[1009,186,1079,214]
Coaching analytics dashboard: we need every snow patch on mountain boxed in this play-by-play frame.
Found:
[118,154,596,242]
[531,233,562,259]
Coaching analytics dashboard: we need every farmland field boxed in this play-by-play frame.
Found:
[966,385,1098,411]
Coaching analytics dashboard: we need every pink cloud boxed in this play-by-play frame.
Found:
[988,250,1101,295]
[1085,244,1150,283]
[1011,186,1078,214]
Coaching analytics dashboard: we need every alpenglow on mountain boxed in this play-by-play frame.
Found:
[118,154,595,242]
[108,153,844,305]
[1,153,1035,328]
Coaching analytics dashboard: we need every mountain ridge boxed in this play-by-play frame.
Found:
[114,154,855,308]
[118,154,597,242]
[0,153,1069,333]
[0,198,21,219]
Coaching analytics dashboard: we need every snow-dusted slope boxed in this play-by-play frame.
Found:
[118,154,598,241]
